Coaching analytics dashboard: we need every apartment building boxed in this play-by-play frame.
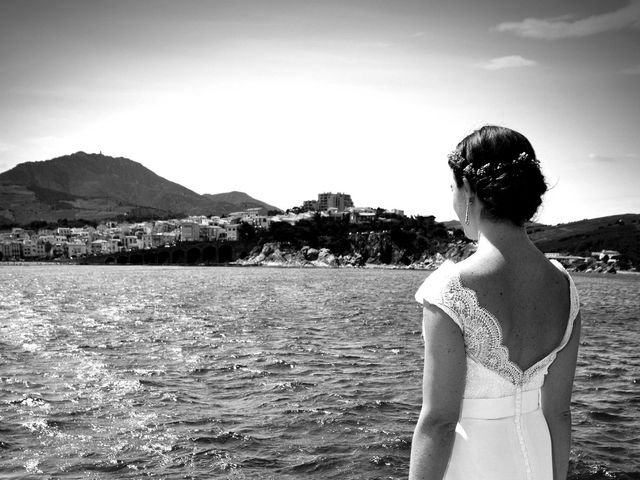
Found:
[317,192,353,212]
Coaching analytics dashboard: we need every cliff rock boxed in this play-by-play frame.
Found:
[233,235,476,269]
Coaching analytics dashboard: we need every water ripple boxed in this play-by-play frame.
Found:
[0,265,638,479]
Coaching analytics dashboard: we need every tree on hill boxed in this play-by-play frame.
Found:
[244,213,456,261]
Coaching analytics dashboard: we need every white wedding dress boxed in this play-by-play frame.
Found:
[415,260,580,480]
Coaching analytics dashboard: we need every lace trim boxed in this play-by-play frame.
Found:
[439,266,573,386]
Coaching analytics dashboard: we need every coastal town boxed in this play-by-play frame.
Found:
[0,190,628,272]
[0,192,403,262]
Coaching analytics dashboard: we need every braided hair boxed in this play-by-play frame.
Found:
[448,125,547,226]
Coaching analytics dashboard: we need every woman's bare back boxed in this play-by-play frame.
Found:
[457,249,571,372]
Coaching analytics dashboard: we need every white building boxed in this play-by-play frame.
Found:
[224,224,238,241]
[22,240,37,258]
[34,240,47,258]
[141,234,155,249]
[91,239,109,254]
[153,221,175,233]
[123,235,139,250]
[39,235,56,244]
[385,209,405,216]
[160,232,177,246]
[302,200,318,211]
[51,243,65,258]
[350,209,376,224]
[247,215,272,229]
[66,241,88,258]
[317,192,354,212]
[108,238,122,253]
[202,225,226,241]
[592,250,621,262]
[1,241,22,260]
[180,223,201,242]
[11,228,29,239]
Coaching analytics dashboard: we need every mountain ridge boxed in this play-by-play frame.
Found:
[0,152,280,225]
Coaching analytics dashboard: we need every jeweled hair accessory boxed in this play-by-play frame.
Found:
[447,151,465,167]
[450,151,539,179]
[448,151,474,176]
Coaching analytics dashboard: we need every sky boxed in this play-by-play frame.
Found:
[1,0,639,225]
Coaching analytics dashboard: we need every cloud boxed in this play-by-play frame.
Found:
[494,1,640,39]
[620,64,640,74]
[589,153,639,162]
[477,55,538,70]
[589,154,616,162]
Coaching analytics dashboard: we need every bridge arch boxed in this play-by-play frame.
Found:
[171,249,185,264]
[82,240,254,266]
[219,244,233,263]
[186,247,201,265]
[203,246,217,263]
[158,251,170,265]
[143,251,157,265]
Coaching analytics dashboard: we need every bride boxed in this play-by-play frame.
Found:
[409,126,581,480]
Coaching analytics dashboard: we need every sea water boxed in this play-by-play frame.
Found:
[1,265,638,479]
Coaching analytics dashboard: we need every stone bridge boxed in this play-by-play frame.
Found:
[81,240,256,266]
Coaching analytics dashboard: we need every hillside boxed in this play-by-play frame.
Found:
[438,215,640,268]
[528,213,640,267]
[203,191,280,215]
[0,152,279,225]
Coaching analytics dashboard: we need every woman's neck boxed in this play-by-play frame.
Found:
[475,219,534,258]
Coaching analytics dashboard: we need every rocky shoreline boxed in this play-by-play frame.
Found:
[232,239,630,274]
[232,239,477,269]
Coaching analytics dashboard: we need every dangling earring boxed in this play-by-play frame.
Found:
[465,200,471,225]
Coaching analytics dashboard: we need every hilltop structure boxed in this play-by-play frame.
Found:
[311,192,354,212]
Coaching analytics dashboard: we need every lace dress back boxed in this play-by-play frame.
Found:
[414,259,580,480]
[415,259,579,398]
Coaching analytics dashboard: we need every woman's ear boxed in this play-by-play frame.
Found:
[462,177,474,200]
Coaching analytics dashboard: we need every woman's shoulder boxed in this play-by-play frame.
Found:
[456,249,565,286]
[454,253,502,287]
[414,260,466,331]
[414,260,459,302]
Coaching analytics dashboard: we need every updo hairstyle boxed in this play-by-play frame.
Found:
[448,125,547,226]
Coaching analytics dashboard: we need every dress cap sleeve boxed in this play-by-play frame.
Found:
[549,259,581,349]
[414,260,464,331]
